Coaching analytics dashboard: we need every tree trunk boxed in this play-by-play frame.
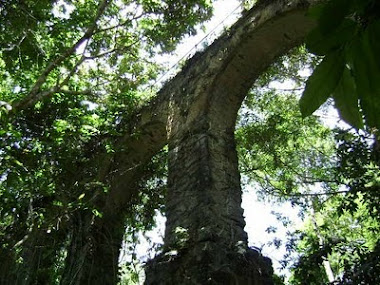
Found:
[17,227,61,285]
[310,204,336,283]
[0,198,65,285]
[0,245,18,284]
[57,116,167,284]
[59,148,163,284]
[60,210,125,285]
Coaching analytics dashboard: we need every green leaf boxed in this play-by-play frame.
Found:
[306,19,356,55]
[306,3,325,20]
[332,67,363,129]
[300,53,344,117]
[349,27,380,129]
[318,0,352,34]
[368,20,380,79]
[92,208,103,218]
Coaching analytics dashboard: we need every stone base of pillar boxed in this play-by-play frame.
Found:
[145,243,273,285]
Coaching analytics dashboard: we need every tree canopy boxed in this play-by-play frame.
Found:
[1,0,214,283]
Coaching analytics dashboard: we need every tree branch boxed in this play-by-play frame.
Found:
[12,0,111,112]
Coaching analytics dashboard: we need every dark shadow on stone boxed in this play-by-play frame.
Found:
[145,243,273,285]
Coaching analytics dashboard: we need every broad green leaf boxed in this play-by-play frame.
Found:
[318,0,352,35]
[306,19,356,56]
[306,3,324,20]
[350,0,375,15]
[332,67,363,129]
[300,53,344,117]
[368,20,380,76]
[349,28,380,129]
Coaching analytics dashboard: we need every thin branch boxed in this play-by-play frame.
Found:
[21,55,87,107]
[57,89,94,96]
[281,189,350,198]
[12,0,111,112]
[59,56,86,87]
[85,47,122,60]
[18,35,141,107]
[273,87,304,92]
[86,36,141,60]
[22,86,95,105]
[2,33,26,52]
[97,13,144,33]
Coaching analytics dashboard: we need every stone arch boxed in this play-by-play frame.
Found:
[58,1,321,284]
[143,1,317,284]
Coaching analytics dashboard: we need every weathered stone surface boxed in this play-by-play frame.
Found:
[145,119,273,284]
[145,245,273,285]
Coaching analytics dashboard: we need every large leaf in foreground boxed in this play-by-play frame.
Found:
[332,67,363,129]
[300,53,344,117]
[306,19,356,56]
[349,22,380,129]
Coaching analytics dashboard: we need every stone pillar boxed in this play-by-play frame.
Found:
[145,114,273,284]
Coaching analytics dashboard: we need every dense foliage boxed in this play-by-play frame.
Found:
[284,130,380,285]
[300,0,380,130]
[236,46,380,284]
[0,0,212,283]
